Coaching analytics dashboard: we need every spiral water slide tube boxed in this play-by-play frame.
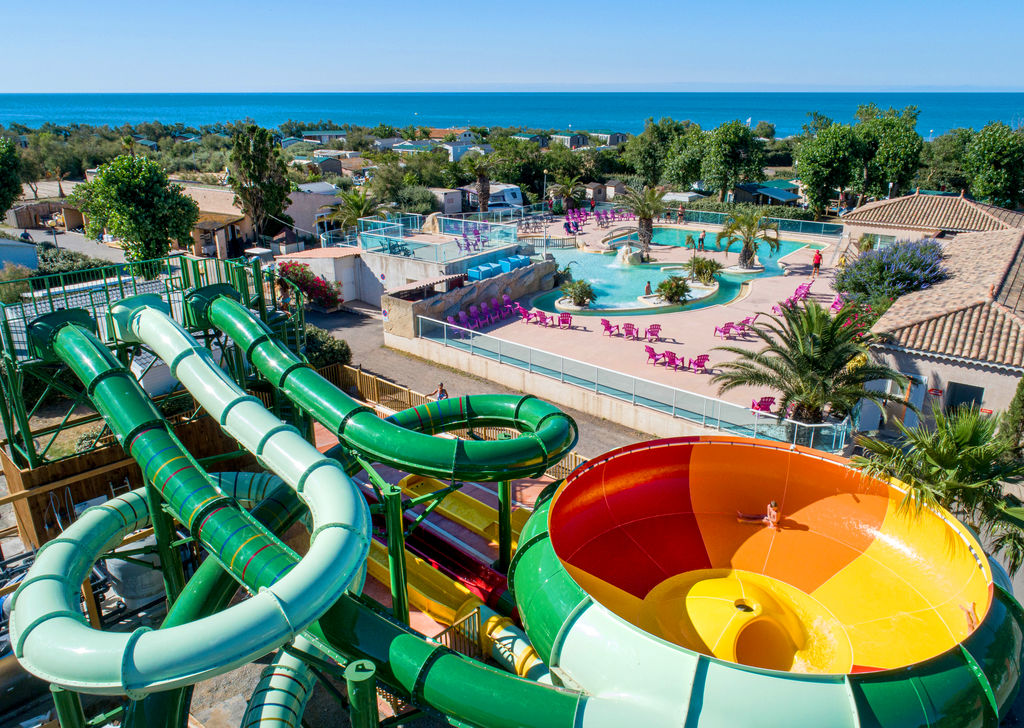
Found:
[513,436,1024,727]
[187,286,578,482]
[9,303,371,695]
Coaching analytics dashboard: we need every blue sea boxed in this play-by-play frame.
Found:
[1,93,1022,137]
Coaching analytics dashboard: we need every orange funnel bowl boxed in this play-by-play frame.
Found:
[549,437,994,674]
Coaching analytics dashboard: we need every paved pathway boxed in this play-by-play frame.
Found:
[1,226,126,264]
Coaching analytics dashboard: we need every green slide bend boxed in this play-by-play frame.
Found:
[10,307,371,696]
[196,291,578,481]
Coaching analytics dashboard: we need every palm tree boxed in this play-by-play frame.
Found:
[321,189,384,230]
[121,135,136,157]
[620,186,667,262]
[464,153,492,212]
[712,301,908,423]
[715,211,780,269]
[853,405,1024,574]
[549,175,583,211]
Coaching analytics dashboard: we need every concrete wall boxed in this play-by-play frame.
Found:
[842,223,931,245]
[381,260,557,338]
[865,347,1022,429]
[384,331,715,439]
[184,185,255,241]
[275,253,361,303]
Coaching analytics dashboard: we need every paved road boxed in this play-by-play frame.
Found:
[1,226,126,264]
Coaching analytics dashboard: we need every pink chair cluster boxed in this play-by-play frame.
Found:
[645,346,711,373]
[447,294,517,332]
[772,281,814,314]
[514,303,574,328]
[713,314,759,339]
[601,319,663,342]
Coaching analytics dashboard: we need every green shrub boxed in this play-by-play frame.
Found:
[303,324,352,369]
[682,256,724,284]
[656,276,692,305]
[684,200,815,221]
[0,262,33,304]
[35,243,115,280]
[278,262,343,308]
[560,279,597,307]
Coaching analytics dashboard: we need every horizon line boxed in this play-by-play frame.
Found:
[4,86,1024,95]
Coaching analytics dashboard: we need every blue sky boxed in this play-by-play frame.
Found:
[4,0,1022,92]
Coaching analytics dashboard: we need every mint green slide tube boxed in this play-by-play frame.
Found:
[10,307,370,696]
[194,292,578,481]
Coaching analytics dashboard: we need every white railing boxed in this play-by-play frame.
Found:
[417,317,851,453]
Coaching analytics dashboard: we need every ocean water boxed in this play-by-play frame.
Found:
[1,92,1022,137]
[532,230,821,316]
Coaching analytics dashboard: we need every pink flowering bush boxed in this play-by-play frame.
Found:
[278,261,343,308]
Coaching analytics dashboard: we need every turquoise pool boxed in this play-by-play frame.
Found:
[532,229,821,316]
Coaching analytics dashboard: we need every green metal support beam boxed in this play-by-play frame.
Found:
[50,685,86,728]
[144,482,186,606]
[383,484,410,625]
[497,480,512,573]
[344,660,380,728]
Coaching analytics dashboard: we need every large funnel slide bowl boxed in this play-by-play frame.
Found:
[515,437,1024,726]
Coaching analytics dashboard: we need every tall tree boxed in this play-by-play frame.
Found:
[712,301,908,423]
[18,146,45,200]
[715,210,780,269]
[851,105,923,203]
[796,123,859,218]
[321,189,384,230]
[620,186,667,261]
[463,152,492,212]
[966,122,1024,208]
[549,174,583,210]
[68,155,198,263]
[622,117,691,187]
[701,121,765,201]
[0,138,21,219]
[917,128,974,193]
[663,126,705,190]
[228,124,291,239]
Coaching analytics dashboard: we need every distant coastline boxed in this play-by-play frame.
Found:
[2,92,1022,137]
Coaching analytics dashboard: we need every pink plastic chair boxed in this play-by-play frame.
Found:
[622,323,639,340]
[535,311,553,326]
[713,322,735,338]
[516,305,534,322]
[446,315,465,338]
[494,297,511,320]
[601,319,620,336]
[689,354,711,373]
[645,345,662,365]
[829,293,845,313]
[469,304,486,327]
[458,310,479,331]
[751,396,776,412]
[645,323,662,342]
[558,312,573,329]
[738,314,759,328]
[661,351,681,371]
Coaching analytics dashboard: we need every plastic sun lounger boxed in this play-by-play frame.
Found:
[689,354,711,373]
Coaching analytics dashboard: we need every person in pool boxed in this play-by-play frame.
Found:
[644,281,653,296]
[698,230,706,251]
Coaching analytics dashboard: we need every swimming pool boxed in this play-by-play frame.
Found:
[532,229,821,316]
[0,240,39,270]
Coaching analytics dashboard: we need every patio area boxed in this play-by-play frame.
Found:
[478,228,835,411]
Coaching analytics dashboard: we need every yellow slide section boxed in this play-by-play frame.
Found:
[398,475,531,547]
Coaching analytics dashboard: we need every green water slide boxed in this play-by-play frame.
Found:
[186,286,578,482]
[9,305,372,695]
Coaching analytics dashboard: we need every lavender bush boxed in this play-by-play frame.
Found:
[834,239,947,304]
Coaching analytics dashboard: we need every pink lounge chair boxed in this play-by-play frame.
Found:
[469,304,487,327]
[482,301,500,324]
[622,323,639,340]
[493,297,512,320]
[458,310,479,331]
[601,319,620,336]
[645,345,662,364]
[446,315,465,337]
[535,311,554,326]
[829,293,845,313]
[661,351,681,371]
[689,354,711,373]
[751,396,776,413]
[557,312,573,329]
[645,323,662,342]
[503,293,515,311]
[714,322,735,339]
[738,314,759,328]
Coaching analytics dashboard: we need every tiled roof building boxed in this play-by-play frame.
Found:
[843,191,1024,235]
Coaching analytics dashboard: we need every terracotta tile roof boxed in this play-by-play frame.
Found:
[275,247,360,259]
[843,191,1024,233]
[872,229,1024,367]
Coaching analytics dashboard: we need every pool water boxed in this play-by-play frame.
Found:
[0,240,39,270]
[533,229,821,316]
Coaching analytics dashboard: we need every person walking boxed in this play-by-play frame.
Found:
[812,249,823,278]
[697,230,706,251]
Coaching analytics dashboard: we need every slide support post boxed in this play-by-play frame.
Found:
[145,479,185,606]
[383,484,409,624]
[50,685,86,728]
[497,480,512,573]
[344,660,379,728]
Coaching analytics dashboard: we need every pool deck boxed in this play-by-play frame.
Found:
[477,224,837,410]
